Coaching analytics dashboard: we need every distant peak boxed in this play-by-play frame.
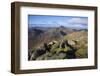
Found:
[59,26,66,28]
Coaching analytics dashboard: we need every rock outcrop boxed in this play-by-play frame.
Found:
[28,30,88,60]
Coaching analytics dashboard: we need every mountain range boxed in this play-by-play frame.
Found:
[28,25,88,60]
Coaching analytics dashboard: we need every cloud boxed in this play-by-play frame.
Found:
[67,17,88,25]
[69,24,88,29]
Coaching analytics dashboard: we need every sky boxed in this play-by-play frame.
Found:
[28,15,88,29]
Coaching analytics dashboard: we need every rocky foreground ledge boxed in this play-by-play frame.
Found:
[28,31,88,60]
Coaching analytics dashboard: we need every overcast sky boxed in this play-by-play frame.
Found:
[28,15,88,29]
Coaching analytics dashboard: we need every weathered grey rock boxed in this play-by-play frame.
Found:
[67,40,76,46]
[30,48,46,60]
[60,40,66,48]
[58,52,66,59]
[30,53,36,60]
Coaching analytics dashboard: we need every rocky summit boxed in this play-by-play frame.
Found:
[28,26,88,60]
